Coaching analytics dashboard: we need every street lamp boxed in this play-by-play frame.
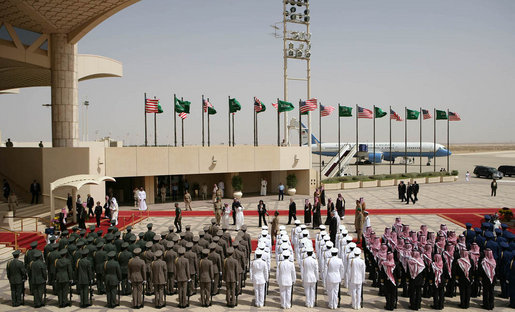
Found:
[83,100,90,141]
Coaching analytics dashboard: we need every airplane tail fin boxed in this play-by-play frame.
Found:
[300,121,320,145]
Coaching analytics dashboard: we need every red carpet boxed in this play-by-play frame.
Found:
[439,213,515,233]
[0,232,46,252]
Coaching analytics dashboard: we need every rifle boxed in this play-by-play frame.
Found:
[142,281,145,307]
[235,281,239,306]
[187,280,191,306]
[89,280,94,306]
[337,282,341,308]
[22,281,25,305]
[44,283,47,305]
[69,281,73,303]
[361,282,364,308]
[210,280,214,306]
[314,281,318,307]
[290,283,294,307]
[263,281,268,306]
[163,284,167,306]
[117,282,121,306]
[218,272,222,288]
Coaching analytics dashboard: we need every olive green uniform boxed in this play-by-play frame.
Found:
[29,253,47,307]
[104,254,122,308]
[7,253,26,307]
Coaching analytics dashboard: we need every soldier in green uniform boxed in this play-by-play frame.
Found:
[199,249,214,307]
[128,235,138,254]
[87,225,98,240]
[232,240,245,294]
[128,247,146,308]
[44,236,56,260]
[142,241,155,295]
[55,249,73,307]
[123,225,136,242]
[114,231,124,252]
[58,230,69,250]
[136,232,146,249]
[118,242,133,295]
[152,249,167,308]
[29,250,47,307]
[175,247,191,308]
[46,243,59,294]
[208,242,222,294]
[94,230,105,245]
[185,242,198,295]
[164,241,177,295]
[144,223,156,241]
[104,251,122,308]
[94,242,107,294]
[166,225,178,241]
[104,233,116,254]
[7,250,26,307]
[25,241,38,295]
[223,247,239,307]
[76,248,94,307]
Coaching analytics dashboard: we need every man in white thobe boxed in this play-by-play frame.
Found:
[138,187,147,211]
[276,250,296,309]
[301,246,319,308]
[218,181,224,198]
[250,249,269,307]
[260,179,267,196]
[110,196,119,225]
[324,248,345,309]
[348,248,366,310]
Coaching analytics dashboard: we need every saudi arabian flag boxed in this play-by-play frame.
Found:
[208,107,217,115]
[374,107,387,118]
[257,103,266,113]
[157,103,163,114]
[406,109,420,120]
[278,100,294,113]
[229,98,241,113]
[175,98,191,113]
[339,106,352,117]
[436,110,447,120]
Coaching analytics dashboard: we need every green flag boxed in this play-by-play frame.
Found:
[436,110,447,120]
[406,109,419,120]
[229,98,241,113]
[157,103,163,114]
[208,107,217,115]
[278,100,294,113]
[374,107,387,118]
[175,97,190,113]
[257,103,266,113]
[339,106,353,117]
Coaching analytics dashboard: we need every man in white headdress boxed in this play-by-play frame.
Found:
[277,250,296,309]
[138,187,147,211]
[250,249,269,307]
[348,248,366,309]
[260,178,267,196]
[301,245,319,308]
[324,248,344,309]
[110,196,119,225]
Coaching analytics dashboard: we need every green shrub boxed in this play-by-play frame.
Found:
[231,175,243,191]
[286,174,298,188]
[451,170,459,176]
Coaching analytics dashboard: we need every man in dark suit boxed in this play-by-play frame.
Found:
[398,181,406,202]
[406,182,414,205]
[287,198,297,224]
[30,180,40,204]
[257,200,268,227]
[231,198,242,225]
[413,181,419,202]
[328,210,338,245]
[86,194,94,218]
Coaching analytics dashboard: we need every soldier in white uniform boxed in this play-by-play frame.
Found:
[343,241,357,287]
[250,249,269,307]
[315,226,327,255]
[321,241,334,286]
[324,248,345,309]
[256,243,271,269]
[259,230,271,249]
[301,245,319,308]
[276,250,296,309]
[291,220,301,248]
[347,248,366,309]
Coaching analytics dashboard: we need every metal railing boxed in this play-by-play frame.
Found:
[3,216,41,232]
[0,227,20,250]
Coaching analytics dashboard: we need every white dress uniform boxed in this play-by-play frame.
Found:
[250,251,269,307]
[301,247,319,308]
[276,251,296,309]
[343,242,356,287]
[338,231,350,259]
[315,227,327,255]
[291,221,300,248]
[321,242,334,287]
[138,190,147,211]
[324,249,345,309]
[347,249,366,309]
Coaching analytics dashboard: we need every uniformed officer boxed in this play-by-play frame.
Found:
[163,241,177,295]
[325,247,344,309]
[185,242,198,295]
[7,250,26,307]
[152,249,167,308]
[29,250,47,308]
[207,242,222,294]
[223,247,239,307]
[277,250,296,309]
[144,223,156,241]
[250,249,269,307]
[348,248,366,310]
[166,225,178,241]
[232,240,245,294]
[94,242,107,294]
[104,250,122,308]
[199,249,214,306]
[76,248,94,307]
[301,245,318,308]
[46,243,59,294]
[55,249,73,307]
[123,225,136,242]
[115,242,131,295]
[175,247,191,308]
[128,247,146,308]
[142,241,154,294]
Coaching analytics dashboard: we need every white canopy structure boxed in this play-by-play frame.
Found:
[49,174,115,222]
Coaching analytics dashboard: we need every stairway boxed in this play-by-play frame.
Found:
[321,143,357,178]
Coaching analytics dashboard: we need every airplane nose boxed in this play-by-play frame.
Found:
[437,148,451,156]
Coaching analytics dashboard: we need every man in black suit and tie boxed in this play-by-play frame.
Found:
[257,200,268,227]
[30,180,40,204]
[86,194,95,218]
[231,198,242,225]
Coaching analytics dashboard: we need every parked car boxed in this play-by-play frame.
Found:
[473,165,503,179]
[498,165,515,177]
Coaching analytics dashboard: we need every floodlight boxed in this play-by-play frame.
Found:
[304,9,310,15]
[288,49,295,57]
[296,49,303,57]
[304,16,310,22]
[288,42,294,49]
[305,50,311,58]
[297,1,303,6]
[290,14,297,21]
[284,10,290,17]
[289,0,296,5]
[290,7,296,13]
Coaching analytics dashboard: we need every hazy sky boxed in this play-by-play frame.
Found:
[1,0,515,146]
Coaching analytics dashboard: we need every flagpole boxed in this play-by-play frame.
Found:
[277,98,280,147]
[447,108,450,172]
[144,92,147,147]
[202,95,205,147]
[228,96,231,146]
[338,104,341,177]
[232,111,235,146]
[373,105,376,175]
[174,94,177,147]
[433,108,436,172]
[181,97,184,147]
[319,102,322,186]
[154,112,157,147]
[256,105,259,147]
[404,106,407,174]
[356,104,359,176]
[419,107,422,173]
[207,98,211,147]
[389,105,392,175]
[299,100,302,147]
[254,99,256,146]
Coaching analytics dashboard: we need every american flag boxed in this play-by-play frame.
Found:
[320,104,335,117]
[300,98,317,113]
[254,97,263,112]
[145,98,159,113]
[178,112,188,120]
[203,99,212,113]
[422,109,432,120]
[390,109,403,121]
[358,106,373,119]
[449,111,461,121]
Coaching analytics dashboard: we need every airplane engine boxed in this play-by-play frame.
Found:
[368,152,383,163]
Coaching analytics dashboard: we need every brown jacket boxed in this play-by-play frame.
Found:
[151,259,167,285]
[164,250,177,274]
[128,256,146,283]
[185,250,198,275]
[233,249,245,274]
[175,256,191,282]
[199,258,214,283]
[208,251,222,274]
[223,256,239,283]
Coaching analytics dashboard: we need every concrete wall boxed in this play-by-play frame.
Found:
[0,148,43,201]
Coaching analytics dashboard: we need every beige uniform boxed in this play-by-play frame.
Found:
[199,258,214,306]
[128,256,146,307]
[151,259,167,307]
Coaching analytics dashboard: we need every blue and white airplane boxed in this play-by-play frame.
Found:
[300,123,451,164]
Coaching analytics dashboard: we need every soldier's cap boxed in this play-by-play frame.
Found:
[495,228,502,234]
[346,236,353,242]
[305,245,314,253]
[212,236,220,242]
[232,241,239,247]
[12,250,21,257]
[138,232,145,237]
[202,249,210,256]
[186,225,191,230]
[89,225,96,231]
[326,241,334,248]
[147,223,153,229]
[279,225,286,231]
[258,242,266,249]
[280,243,289,250]
[81,248,89,255]
[216,230,223,236]
[130,236,137,242]
[104,234,114,241]
[97,230,104,235]
[108,226,115,232]
[226,247,234,255]
[281,237,288,242]
[343,229,349,235]
[294,220,301,225]
[110,219,116,225]
[348,242,357,249]
[203,226,210,232]
[465,223,472,228]
[115,232,121,237]
[62,230,69,235]
[261,230,268,236]
[193,236,199,242]
[255,249,263,256]
[186,242,193,248]
[500,242,509,249]
[178,247,186,255]
[72,226,79,231]
[126,226,132,231]
[51,243,59,249]
[354,248,362,256]
[209,243,217,250]
[30,241,38,248]
[506,232,515,239]
[261,225,268,230]
[319,225,326,230]
[300,224,307,229]
[145,241,153,248]
[474,227,482,233]
[133,248,142,255]
[320,230,327,236]
[154,250,163,257]
[211,218,216,224]
[221,225,227,231]
[199,231,205,236]
[241,225,247,231]
[107,251,116,258]
[282,250,291,257]
[172,236,179,242]
[180,232,186,238]
[68,244,77,251]
[166,241,174,249]
[485,231,494,239]
[87,237,94,242]
[323,236,330,242]
[501,223,508,230]
[168,226,175,232]
[161,232,168,238]
[77,241,85,247]
[330,248,339,254]
[484,215,491,220]
[302,230,309,236]
[121,242,129,249]
[153,234,161,241]
[59,249,68,256]
[97,242,104,248]
[33,250,42,258]
[49,236,57,242]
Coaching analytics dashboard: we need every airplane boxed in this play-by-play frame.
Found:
[297,122,451,165]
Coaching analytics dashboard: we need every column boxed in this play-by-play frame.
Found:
[50,33,78,147]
